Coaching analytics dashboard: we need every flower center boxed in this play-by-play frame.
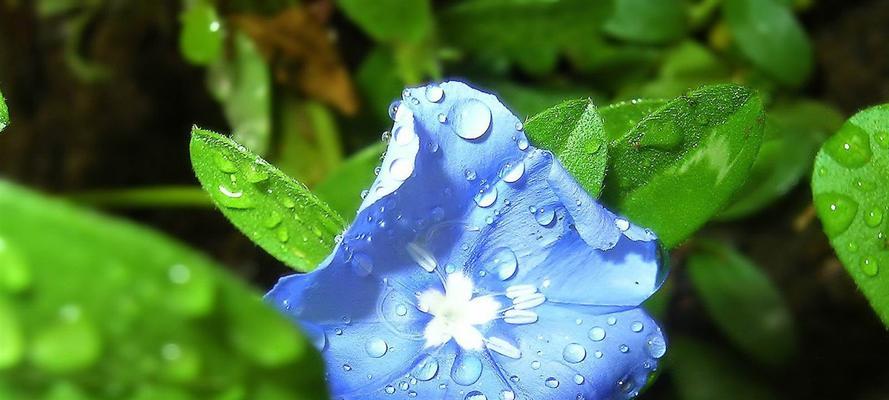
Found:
[417,273,499,351]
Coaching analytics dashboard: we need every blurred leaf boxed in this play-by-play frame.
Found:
[687,240,796,365]
[670,337,777,400]
[720,100,844,218]
[812,104,889,327]
[0,89,8,133]
[642,275,673,319]
[442,0,613,74]
[275,97,344,186]
[490,82,603,119]
[336,0,433,44]
[179,1,224,66]
[315,143,385,219]
[207,32,272,155]
[0,180,326,398]
[600,99,668,141]
[621,41,730,99]
[724,0,813,86]
[526,99,608,197]
[357,47,405,122]
[233,6,358,115]
[603,0,688,44]
[603,85,765,247]
[190,127,345,272]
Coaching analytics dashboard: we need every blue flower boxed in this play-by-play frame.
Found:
[266,81,668,400]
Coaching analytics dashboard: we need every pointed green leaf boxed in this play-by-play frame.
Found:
[179,1,224,66]
[0,180,325,398]
[190,127,345,272]
[600,98,668,141]
[687,240,796,365]
[0,89,8,133]
[669,337,777,400]
[525,99,608,197]
[602,85,765,247]
[315,143,385,219]
[812,104,889,327]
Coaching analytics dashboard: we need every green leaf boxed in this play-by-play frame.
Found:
[600,98,669,141]
[720,101,844,219]
[0,88,8,133]
[207,32,272,155]
[357,47,406,122]
[724,0,813,86]
[603,0,688,44]
[337,0,433,44]
[812,104,889,327]
[669,337,777,400]
[275,98,344,186]
[687,240,796,365]
[315,143,385,219]
[190,127,345,272]
[603,85,765,247]
[179,1,224,66]
[525,99,608,198]
[490,81,604,119]
[619,41,730,99]
[0,180,325,398]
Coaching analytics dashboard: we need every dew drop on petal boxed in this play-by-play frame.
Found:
[545,377,560,388]
[500,160,525,183]
[390,158,414,181]
[588,327,606,342]
[451,354,483,386]
[630,321,644,332]
[393,125,416,145]
[413,357,439,381]
[615,218,630,232]
[619,344,630,353]
[465,391,487,400]
[425,85,444,103]
[474,185,498,208]
[365,338,388,358]
[385,385,396,394]
[574,374,585,385]
[533,206,556,226]
[607,316,618,326]
[562,343,587,363]
[452,99,492,140]
[530,360,541,370]
[517,137,529,150]
[485,247,518,280]
[396,304,408,316]
[647,334,667,358]
[388,101,401,120]
[500,390,516,400]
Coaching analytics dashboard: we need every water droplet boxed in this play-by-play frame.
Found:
[619,344,629,353]
[413,357,439,381]
[244,165,269,183]
[365,338,388,358]
[515,121,524,131]
[217,185,252,209]
[351,253,374,276]
[500,390,516,400]
[574,374,585,385]
[263,211,283,229]
[390,158,414,181]
[388,101,401,120]
[594,350,604,359]
[451,99,492,140]
[426,85,444,103]
[865,208,884,227]
[385,385,396,394]
[630,321,644,332]
[533,206,556,226]
[213,152,237,173]
[861,256,879,277]
[615,218,630,232]
[474,185,498,208]
[531,360,541,369]
[815,192,859,236]
[647,334,666,358]
[545,377,560,388]
[486,337,522,359]
[438,113,447,123]
[393,125,416,145]
[856,179,876,192]
[465,391,487,400]
[464,169,477,181]
[451,354,483,385]
[484,247,518,280]
[342,364,352,371]
[562,343,587,363]
[276,227,289,243]
[396,304,408,316]
[875,131,889,149]
[500,160,525,183]
[517,137,529,150]
[824,123,872,168]
[503,310,538,324]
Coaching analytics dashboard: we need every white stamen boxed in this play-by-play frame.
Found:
[503,310,538,324]
[485,337,522,359]
[505,284,537,299]
[407,242,438,273]
[512,293,546,310]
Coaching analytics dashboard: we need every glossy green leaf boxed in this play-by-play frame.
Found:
[687,240,796,365]
[600,99,668,141]
[337,0,433,44]
[525,99,608,198]
[179,1,224,65]
[207,32,272,155]
[812,104,889,327]
[190,127,345,272]
[0,89,8,133]
[603,85,765,247]
[669,337,777,400]
[315,143,385,219]
[720,101,844,218]
[0,180,326,398]
[724,0,813,86]
[603,0,688,44]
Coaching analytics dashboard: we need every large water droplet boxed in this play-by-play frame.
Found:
[574,374,585,385]
[865,208,884,227]
[545,377,560,388]
[451,354,483,386]
[824,123,872,168]
[484,247,518,280]
[861,256,879,277]
[413,357,439,381]
[647,334,667,358]
[213,152,237,173]
[217,185,252,209]
[630,321,644,333]
[385,385,396,394]
[393,125,416,145]
[388,101,401,120]
[562,343,587,363]
[390,158,414,181]
[452,99,492,140]
[532,206,556,226]
[588,327,606,341]
[365,338,388,358]
[815,192,859,236]
[500,390,516,400]
[500,160,525,183]
[465,391,487,400]
[475,185,498,208]
[426,85,444,103]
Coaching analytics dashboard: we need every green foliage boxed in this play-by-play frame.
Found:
[600,99,669,141]
[724,0,813,86]
[189,127,345,272]
[603,0,688,44]
[337,0,433,44]
[179,1,224,66]
[812,104,889,327]
[314,143,385,219]
[0,88,7,133]
[687,240,796,366]
[0,180,326,399]
[207,33,272,155]
[602,85,765,247]
[491,82,602,119]
[669,337,777,400]
[621,41,730,99]
[525,99,608,198]
[720,100,844,218]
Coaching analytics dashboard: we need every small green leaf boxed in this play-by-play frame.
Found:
[669,337,777,400]
[275,98,344,186]
[724,0,813,86]
[687,240,796,365]
[0,89,8,133]
[603,85,765,247]
[720,101,844,218]
[207,32,272,155]
[600,98,668,141]
[190,127,345,272]
[603,0,688,44]
[179,1,224,65]
[0,180,326,398]
[525,99,608,198]
[337,0,433,44]
[315,143,385,219]
[812,104,889,327]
